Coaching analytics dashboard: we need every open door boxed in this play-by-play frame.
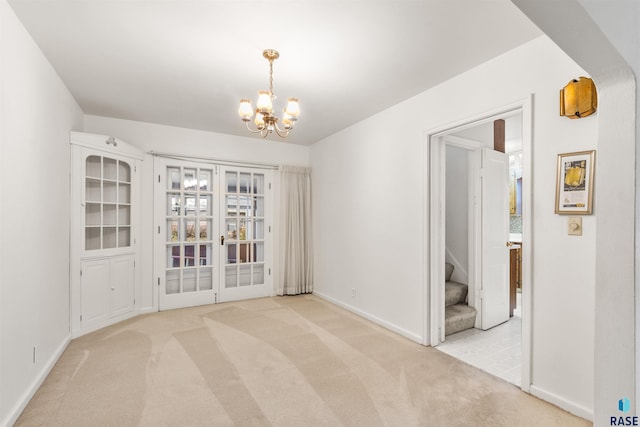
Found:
[480,147,511,330]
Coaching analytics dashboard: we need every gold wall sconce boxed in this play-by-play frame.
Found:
[560,77,597,119]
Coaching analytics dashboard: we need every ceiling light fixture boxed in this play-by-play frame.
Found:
[238,49,300,138]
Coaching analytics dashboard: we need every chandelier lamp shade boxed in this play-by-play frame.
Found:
[238,49,300,138]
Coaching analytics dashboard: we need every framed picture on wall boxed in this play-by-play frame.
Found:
[555,150,595,214]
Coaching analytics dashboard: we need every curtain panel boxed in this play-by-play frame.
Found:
[277,166,313,295]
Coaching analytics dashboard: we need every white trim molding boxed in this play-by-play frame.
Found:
[423,96,533,394]
[530,385,594,421]
[313,291,423,344]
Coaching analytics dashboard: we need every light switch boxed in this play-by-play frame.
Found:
[568,217,582,236]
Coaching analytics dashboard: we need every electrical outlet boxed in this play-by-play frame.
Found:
[33,345,38,364]
[351,288,356,298]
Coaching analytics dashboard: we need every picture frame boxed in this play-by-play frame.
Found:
[555,150,595,214]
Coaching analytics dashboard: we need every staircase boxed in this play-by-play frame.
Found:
[444,263,477,336]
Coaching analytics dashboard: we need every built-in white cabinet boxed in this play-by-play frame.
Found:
[80,256,135,331]
[70,132,143,337]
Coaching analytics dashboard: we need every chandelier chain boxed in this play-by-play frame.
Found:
[269,59,274,97]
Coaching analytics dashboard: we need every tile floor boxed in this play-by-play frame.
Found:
[436,293,522,387]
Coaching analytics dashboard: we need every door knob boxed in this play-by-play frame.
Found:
[220,235,225,246]
[506,241,514,247]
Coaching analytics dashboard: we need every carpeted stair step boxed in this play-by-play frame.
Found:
[445,262,454,281]
[445,281,468,307]
[445,303,477,336]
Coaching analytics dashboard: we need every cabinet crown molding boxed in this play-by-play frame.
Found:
[70,131,144,161]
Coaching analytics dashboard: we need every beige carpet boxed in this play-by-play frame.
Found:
[16,295,591,426]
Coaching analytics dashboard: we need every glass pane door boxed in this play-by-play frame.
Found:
[154,159,271,309]
[157,158,218,310]
[219,166,271,302]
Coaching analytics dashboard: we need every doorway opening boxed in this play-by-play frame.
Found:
[424,98,532,392]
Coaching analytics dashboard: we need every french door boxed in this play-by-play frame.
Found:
[154,158,272,310]
[219,166,271,302]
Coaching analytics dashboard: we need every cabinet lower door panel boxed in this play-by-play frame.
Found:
[80,259,110,329]
[81,255,135,331]
[110,256,135,318]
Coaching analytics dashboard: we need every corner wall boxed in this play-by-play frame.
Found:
[575,0,640,419]
[0,1,84,425]
[511,2,637,424]
[310,35,597,417]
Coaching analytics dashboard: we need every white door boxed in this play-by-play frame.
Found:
[80,258,110,330]
[155,159,272,309]
[480,148,511,330]
[80,255,135,327]
[219,166,272,302]
[109,255,135,317]
[155,158,219,310]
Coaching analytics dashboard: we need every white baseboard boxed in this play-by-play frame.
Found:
[139,306,157,315]
[72,310,140,339]
[312,291,423,344]
[1,334,71,427]
[530,384,594,421]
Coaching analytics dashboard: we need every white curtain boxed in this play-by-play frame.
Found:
[277,166,313,295]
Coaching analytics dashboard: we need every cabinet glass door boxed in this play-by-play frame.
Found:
[84,155,131,251]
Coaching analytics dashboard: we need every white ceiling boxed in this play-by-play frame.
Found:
[8,0,542,145]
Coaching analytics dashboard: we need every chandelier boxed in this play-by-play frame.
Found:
[238,49,300,138]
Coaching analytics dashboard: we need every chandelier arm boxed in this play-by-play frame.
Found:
[273,123,290,138]
[244,121,265,134]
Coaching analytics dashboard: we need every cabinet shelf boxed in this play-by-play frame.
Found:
[84,154,134,251]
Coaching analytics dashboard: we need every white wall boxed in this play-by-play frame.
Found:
[576,0,640,419]
[511,2,637,423]
[83,116,310,311]
[445,145,469,284]
[311,35,597,416]
[0,1,84,425]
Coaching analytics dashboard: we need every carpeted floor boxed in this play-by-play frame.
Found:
[16,295,591,426]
